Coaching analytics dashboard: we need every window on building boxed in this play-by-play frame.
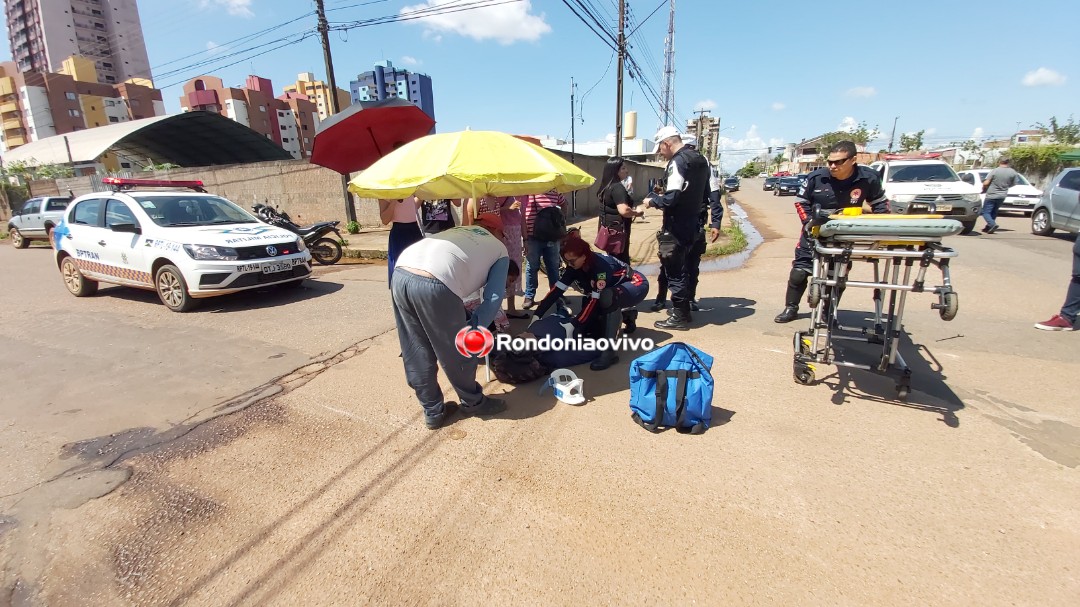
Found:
[120,162,131,168]
[109,116,118,123]
[259,105,266,112]
[304,137,309,144]
[130,99,139,107]
[280,125,286,131]
[302,124,308,130]
[65,91,77,100]
[68,109,80,116]
[282,137,288,142]
[102,62,112,68]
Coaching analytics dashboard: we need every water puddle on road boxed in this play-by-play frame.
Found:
[635,202,764,276]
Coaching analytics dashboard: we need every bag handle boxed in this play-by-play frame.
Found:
[674,369,690,428]
[644,369,666,432]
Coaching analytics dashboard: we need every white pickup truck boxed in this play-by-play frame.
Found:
[7,196,72,248]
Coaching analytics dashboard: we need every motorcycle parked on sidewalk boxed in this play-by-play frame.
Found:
[253,203,344,265]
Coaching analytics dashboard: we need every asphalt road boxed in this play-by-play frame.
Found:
[2,185,1078,605]
[0,246,394,501]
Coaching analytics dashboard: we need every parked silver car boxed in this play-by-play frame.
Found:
[6,196,71,248]
[1031,167,1080,236]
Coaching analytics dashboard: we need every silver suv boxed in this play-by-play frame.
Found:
[1031,167,1080,236]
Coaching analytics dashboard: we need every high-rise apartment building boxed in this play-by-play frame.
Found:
[179,75,320,160]
[282,72,350,121]
[350,60,435,122]
[685,114,720,163]
[5,0,152,86]
[0,55,164,154]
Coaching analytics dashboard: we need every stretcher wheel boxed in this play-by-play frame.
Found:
[896,384,910,400]
[807,283,821,308]
[939,291,959,321]
[793,364,815,385]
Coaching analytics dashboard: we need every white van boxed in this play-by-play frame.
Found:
[868,158,983,234]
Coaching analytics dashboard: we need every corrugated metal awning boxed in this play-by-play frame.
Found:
[2,111,292,167]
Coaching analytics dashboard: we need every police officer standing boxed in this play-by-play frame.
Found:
[774,140,891,323]
[644,126,711,330]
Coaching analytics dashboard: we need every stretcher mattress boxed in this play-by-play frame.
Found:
[818,216,964,239]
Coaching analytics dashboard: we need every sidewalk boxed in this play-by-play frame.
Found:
[342,197,734,265]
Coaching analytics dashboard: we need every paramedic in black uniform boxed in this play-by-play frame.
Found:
[774,140,891,323]
[643,125,711,331]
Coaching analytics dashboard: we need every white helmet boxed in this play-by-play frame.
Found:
[538,368,585,405]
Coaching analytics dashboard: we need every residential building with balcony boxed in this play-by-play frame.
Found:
[282,72,349,120]
[349,60,435,123]
[0,55,163,162]
[179,74,319,160]
[5,0,152,86]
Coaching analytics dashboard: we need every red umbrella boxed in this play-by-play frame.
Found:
[310,98,435,175]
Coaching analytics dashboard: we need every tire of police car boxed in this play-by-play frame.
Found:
[155,264,198,312]
[959,220,976,235]
[310,238,342,265]
[61,256,98,297]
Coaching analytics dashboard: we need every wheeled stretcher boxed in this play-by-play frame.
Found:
[792,213,962,399]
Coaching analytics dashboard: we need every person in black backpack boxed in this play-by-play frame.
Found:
[420,198,460,234]
[521,189,568,309]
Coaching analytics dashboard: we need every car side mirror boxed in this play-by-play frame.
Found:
[110,222,141,234]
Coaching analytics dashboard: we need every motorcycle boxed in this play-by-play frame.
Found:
[253,203,344,265]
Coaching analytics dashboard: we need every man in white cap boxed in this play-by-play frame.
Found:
[642,125,711,330]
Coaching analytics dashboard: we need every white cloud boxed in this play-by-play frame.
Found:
[924,127,937,136]
[712,125,780,172]
[838,116,858,132]
[199,0,253,18]
[845,86,876,98]
[771,102,785,111]
[206,41,224,55]
[400,55,421,66]
[1022,67,1066,87]
[694,99,717,111]
[971,127,985,140]
[401,0,550,45]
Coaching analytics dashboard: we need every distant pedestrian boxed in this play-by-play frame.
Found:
[391,214,512,429]
[981,158,1018,234]
[1034,237,1080,332]
[466,195,527,318]
[521,189,568,310]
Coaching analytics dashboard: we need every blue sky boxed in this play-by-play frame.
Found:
[3,0,1078,169]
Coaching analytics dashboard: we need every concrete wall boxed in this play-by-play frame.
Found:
[44,151,667,229]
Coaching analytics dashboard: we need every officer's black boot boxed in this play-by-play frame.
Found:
[649,298,666,312]
[622,309,638,334]
[654,305,691,331]
[775,268,809,323]
[590,311,623,371]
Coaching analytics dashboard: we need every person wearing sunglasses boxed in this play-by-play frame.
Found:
[774,140,891,323]
[526,233,650,371]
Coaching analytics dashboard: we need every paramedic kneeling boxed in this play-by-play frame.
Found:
[774,140,891,323]
[527,235,649,371]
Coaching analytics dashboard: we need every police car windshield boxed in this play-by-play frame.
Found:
[134,195,259,227]
[888,164,959,182]
[779,177,800,184]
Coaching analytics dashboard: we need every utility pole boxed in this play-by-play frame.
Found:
[887,116,899,152]
[315,0,354,223]
[660,0,676,127]
[614,0,625,158]
[570,77,577,215]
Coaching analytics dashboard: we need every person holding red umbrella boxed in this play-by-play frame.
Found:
[380,196,424,286]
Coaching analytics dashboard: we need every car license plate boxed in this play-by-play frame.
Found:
[934,204,952,212]
[262,260,294,274]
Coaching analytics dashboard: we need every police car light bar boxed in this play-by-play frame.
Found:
[102,177,206,191]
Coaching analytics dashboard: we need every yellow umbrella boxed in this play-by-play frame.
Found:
[347,130,595,199]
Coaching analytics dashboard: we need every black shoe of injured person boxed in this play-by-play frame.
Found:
[461,397,507,418]
[425,402,459,430]
[774,305,799,323]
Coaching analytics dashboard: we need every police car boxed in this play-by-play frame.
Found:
[53,177,312,312]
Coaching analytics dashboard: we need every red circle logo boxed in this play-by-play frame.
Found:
[455,326,495,358]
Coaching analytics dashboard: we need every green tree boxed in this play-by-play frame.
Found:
[142,162,181,172]
[1034,115,1080,145]
[736,161,762,178]
[899,130,925,152]
[1007,143,1078,176]
[814,121,880,162]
